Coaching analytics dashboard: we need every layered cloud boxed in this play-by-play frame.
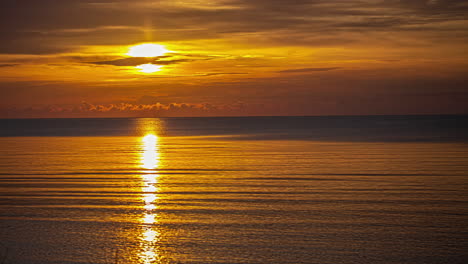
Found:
[1,0,467,55]
[1,0,467,117]
[1,100,246,118]
[89,57,191,67]
[279,67,341,73]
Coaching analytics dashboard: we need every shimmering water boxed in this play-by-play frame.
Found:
[1,116,468,263]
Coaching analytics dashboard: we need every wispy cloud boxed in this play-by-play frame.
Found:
[1,0,467,54]
[1,0,467,117]
[2,100,247,118]
[278,67,341,73]
[89,57,191,67]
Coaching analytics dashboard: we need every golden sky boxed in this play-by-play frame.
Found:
[1,0,467,117]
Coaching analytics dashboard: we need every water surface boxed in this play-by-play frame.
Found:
[1,116,467,263]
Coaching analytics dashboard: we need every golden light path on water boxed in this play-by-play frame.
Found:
[140,133,161,263]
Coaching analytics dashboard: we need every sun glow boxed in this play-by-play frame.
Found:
[128,43,169,58]
[136,64,163,73]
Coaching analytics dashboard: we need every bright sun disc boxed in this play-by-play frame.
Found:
[136,64,163,73]
[128,43,169,57]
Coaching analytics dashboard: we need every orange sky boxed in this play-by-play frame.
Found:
[1,0,467,118]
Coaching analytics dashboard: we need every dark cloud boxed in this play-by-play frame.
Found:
[1,0,467,54]
[81,52,217,67]
[198,72,247,76]
[0,64,16,67]
[278,67,341,73]
[91,57,153,66]
[89,57,190,67]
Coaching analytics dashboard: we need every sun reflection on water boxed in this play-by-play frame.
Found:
[139,133,161,263]
[141,134,160,170]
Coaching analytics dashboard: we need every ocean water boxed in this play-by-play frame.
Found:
[0,116,467,264]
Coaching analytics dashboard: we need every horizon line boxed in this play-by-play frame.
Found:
[1,113,467,120]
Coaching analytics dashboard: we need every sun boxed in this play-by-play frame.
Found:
[136,64,163,73]
[128,43,169,58]
[128,43,169,73]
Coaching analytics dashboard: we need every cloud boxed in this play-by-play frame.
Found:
[278,67,341,73]
[197,72,247,76]
[2,67,468,118]
[88,57,190,67]
[80,52,217,67]
[1,0,467,54]
[1,0,467,118]
[67,101,223,113]
[1,100,247,118]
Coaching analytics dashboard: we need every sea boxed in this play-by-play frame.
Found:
[0,115,467,264]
